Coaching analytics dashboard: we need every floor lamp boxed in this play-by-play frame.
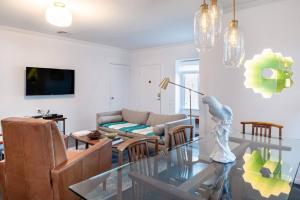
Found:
[159,77,205,125]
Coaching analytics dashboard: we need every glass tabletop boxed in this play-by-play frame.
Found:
[69,132,300,200]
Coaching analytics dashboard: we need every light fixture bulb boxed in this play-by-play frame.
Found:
[210,0,223,38]
[200,5,210,33]
[194,2,214,52]
[229,26,238,48]
[46,1,72,27]
[223,20,245,68]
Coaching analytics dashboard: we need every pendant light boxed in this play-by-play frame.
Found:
[210,0,223,39]
[223,0,245,68]
[194,0,214,52]
[46,1,72,27]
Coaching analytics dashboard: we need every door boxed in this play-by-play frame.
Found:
[134,65,161,113]
[109,64,130,111]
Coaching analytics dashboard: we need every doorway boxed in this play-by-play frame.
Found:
[109,63,130,111]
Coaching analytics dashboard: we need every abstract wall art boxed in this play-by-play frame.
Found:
[244,49,294,98]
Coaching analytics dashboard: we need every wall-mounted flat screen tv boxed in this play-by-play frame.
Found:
[26,67,75,96]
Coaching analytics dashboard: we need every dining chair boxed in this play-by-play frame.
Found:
[241,121,283,139]
[117,137,159,166]
[117,137,159,200]
[168,125,194,148]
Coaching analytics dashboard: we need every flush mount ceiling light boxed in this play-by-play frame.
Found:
[223,0,245,68]
[244,49,294,98]
[46,1,72,27]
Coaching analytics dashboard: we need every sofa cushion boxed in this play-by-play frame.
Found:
[122,108,150,124]
[146,112,186,126]
[99,121,155,136]
[98,115,123,125]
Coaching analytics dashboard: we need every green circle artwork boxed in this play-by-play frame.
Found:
[244,49,294,98]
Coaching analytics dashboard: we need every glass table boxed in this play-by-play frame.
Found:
[69,133,300,200]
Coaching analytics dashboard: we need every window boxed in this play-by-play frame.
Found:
[175,59,200,113]
[183,73,199,110]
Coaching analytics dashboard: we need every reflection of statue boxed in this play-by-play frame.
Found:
[202,96,236,163]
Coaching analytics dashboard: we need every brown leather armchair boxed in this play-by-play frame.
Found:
[0,117,112,200]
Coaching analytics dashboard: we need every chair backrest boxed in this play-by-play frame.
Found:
[128,140,150,163]
[168,125,194,148]
[241,121,283,139]
[117,137,158,166]
[1,117,68,200]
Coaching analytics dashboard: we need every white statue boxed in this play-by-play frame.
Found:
[202,96,236,163]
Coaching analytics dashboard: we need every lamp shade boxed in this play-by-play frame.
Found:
[223,20,245,68]
[194,3,214,52]
[159,78,170,89]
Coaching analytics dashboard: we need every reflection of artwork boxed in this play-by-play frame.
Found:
[242,150,291,198]
[202,96,236,163]
[244,49,294,98]
[27,68,39,80]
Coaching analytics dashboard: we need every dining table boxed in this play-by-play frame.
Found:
[69,132,300,200]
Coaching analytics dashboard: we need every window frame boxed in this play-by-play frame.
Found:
[180,71,200,111]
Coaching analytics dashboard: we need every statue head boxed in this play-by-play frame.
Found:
[202,96,232,121]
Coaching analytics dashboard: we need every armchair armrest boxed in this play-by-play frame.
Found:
[0,160,5,199]
[51,139,112,200]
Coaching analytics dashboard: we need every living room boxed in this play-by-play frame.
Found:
[0,0,299,199]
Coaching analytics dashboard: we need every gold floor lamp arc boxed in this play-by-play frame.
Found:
[159,77,205,125]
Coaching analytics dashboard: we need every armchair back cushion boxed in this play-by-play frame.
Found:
[122,108,150,124]
[146,112,186,126]
[1,117,68,200]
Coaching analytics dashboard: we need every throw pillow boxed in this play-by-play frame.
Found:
[122,108,150,124]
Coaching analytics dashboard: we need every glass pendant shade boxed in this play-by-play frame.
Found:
[46,1,72,27]
[194,3,214,52]
[223,20,245,67]
[210,0,223,39]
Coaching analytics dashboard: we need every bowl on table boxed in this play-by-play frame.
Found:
[105,132,118,140]
[87,130,102,140]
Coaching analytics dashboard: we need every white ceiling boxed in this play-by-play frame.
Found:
[0,0,282,49]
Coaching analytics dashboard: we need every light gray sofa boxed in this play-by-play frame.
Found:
[96,108,191,148]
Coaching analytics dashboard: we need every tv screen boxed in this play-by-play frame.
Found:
[26,67,75,96]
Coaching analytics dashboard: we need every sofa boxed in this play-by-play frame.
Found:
[96,108,191,148]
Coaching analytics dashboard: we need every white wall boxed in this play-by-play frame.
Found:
[0,27,129,134]
[129,42,199,114]
[130,0,300,139]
